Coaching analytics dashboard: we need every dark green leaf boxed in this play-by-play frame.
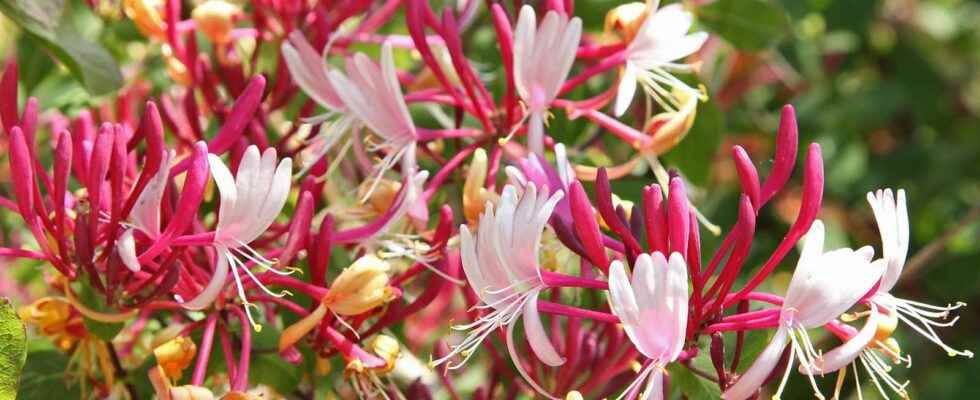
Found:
[0,298,27,399]
[697,0,791,51]
[17,350,80,399]
[0,0,122,95]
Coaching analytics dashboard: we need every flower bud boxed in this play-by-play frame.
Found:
[565,391,585,400]
[604,2,648,42]
[154,336,197,381]
[170,385,215,400]
[463,148,494,224]
[324,255,395,316]
[191,0,242,45]
[123,0,167,41]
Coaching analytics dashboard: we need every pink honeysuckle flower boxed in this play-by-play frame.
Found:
[608,252,688,400]
[722,220,887,400]
[512,5,581,155]
[327,41,419,187]
[433,183,565,398]
[800,189,970,398]
[181,145,294,331]
[613,1,707,117]
[281,31,359,174]
[116,148,176,272]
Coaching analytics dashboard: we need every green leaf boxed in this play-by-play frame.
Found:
[17,350,80,399]
[0,298,27,399]
[661,99,725,186]
[697,0,791,51]
[0,0,122,95]
[248,353,302,395]
[667,362,722,398]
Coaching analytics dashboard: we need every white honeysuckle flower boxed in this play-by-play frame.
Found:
[608,252,688,400]
[802,189,970,399]
[433,183,565,399]
[614,2,707,117]
[117,149,176,272]
[328,41,418,190]
[512,5,582,155]
[181,145,294,331]
[723,221,888,400]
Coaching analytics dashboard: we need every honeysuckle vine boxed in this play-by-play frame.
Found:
[0,1,970,399]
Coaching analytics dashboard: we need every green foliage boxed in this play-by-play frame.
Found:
[698,0,791,51]
[0,298,27,400]
[0,0,122,95]
[17,350,80,399]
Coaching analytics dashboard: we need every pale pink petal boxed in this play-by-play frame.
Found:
[181,248,231,310]
[207,153,238,233]
[722,327,790,400]
[282,32,345,111]
[130,149,174,237]
[522,293,565,366]
[640,369,664,400]
[805,304,879,374]
[116,228,141,272]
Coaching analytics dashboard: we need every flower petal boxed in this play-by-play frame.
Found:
[806,304,879,374]
[116,228,141,272]
[181,248,231,310]
[722,327,789,400]
[522,293,565,366]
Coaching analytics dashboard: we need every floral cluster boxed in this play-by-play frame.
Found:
[0,0,970,399]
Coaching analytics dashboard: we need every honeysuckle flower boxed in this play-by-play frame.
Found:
[865,189,971,358]
[278,255,396,352]
[613,1,707,117]
[723,220,887,400]
[802,189,971,398]
[154,336,197,381]
[191,0,242,45]
[608,252,688,400]
[180,145,293,331]
[433,183,565,397]
[281,31,359,174]
[19,297,86,351]
[116,149,176,272]
[512,5,582,155]
[328,41,419,185]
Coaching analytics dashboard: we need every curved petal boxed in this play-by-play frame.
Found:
[506,315,559,400]
[131,149,174,236]
[116,228,141,272]
[523,293,565,366]
[806,304,879,374]
[208,153,238,234]
[722,327,789,400]
[181,248,231,310]
[614,65,638,117]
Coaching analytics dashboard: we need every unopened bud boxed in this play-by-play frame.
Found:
[463,148,493,224]
[324,255,395,316]
[191,0,242,45]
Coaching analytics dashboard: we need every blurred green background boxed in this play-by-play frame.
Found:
[0,0,976,398]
